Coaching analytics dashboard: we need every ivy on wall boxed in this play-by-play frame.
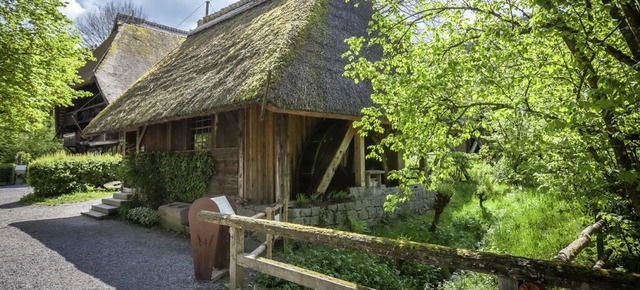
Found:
[124,151,215,208]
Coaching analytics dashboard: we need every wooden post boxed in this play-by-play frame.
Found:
[238,109,245,199]
[284,192,289,250]
[266,207,273,259]
[212,113,218,149]
[229,226,245,290]
[498,277,519,290]
[354,134,365,187]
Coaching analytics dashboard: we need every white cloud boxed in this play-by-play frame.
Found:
[58,0,86,20]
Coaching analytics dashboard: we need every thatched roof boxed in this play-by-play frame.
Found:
[77,14,187,103]
[83,0,374,135]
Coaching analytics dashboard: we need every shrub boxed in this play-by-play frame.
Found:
[126,207,160,227]
[123,151,215,208]
[0,163,15,185]
[27,152,122,197]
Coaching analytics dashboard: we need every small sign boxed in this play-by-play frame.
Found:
[15,165,27,174]
[212,196,235,214]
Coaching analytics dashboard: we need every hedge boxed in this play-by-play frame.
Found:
[0,163,15,186]
[123,151,215,208]
[27,152,122,197]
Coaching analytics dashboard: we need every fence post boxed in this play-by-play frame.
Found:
[266,207,273,259]
[230,226,245,290]
[498,276,519,290]
[284,193,289,250]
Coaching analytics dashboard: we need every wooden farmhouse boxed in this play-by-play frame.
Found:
[56,14,187,152]
[83,0,402,205]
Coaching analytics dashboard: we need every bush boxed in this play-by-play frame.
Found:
[27,152,122,197]
[126,206,160,227]
[0,163,15,185]
[123,151,215,208]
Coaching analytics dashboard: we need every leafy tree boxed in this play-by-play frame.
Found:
[76,0,146,48]
[0,0,91,141]
[344,0,640,218]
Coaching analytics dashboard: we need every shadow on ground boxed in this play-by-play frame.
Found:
[11,216,221,289]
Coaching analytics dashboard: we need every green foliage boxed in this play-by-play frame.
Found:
[257,244,445,290]
[19,189,113,206]
[123,151,215,208]
[14,152,31,165]
[0,119,64,164]
[0,163,15,186]
[0,0,91,138]
[436,271,497,290]
[294,190,353,208]
[27,152,122,197]
[126,206,160,227]
[344,0,640,239]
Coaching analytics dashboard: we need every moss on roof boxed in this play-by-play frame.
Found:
[84,0,373,135]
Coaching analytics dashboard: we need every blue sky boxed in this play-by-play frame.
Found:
[60,0,238,30]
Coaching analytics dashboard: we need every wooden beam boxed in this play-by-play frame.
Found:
[166,122,172,151]
[212,113,218,149]
[238,109,245,199]
[354,134,365,187]
[237,255,373,290]
[314,125,355,194]
[136,126,147,153]
[200,212,640,290]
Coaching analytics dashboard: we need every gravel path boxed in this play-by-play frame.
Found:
[0,185,257,290]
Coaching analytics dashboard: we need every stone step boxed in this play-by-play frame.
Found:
[113,192,134,200]
[102,197,130,207]
[81,210,109,220]
[92,203,118,214]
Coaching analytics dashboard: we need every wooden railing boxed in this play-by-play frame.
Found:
[199,211,640,290]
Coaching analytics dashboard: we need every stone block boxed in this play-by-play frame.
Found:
[300,208,312,217]
[288,208,302,218]
[291,218,306,225]
[358,210,369,220]
[309,216,320,226]
[311,207,320,217]
[158,202,191,234]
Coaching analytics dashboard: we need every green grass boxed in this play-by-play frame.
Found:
[20,190,114,206]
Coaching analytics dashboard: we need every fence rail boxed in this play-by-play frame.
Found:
[199,211,640,290]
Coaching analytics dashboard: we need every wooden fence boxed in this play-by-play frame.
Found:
[199,211,640,290]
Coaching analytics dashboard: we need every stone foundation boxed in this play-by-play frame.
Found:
[240,185,434,227]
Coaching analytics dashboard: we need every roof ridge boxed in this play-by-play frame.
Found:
[192,0,268,35]
[115,13,188,36]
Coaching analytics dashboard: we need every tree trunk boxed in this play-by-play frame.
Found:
[430,193,451,232]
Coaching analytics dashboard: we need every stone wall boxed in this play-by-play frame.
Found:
[239,185,434,227]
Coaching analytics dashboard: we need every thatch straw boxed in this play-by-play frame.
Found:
[84,0,373,135]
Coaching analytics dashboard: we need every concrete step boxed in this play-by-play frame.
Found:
[102,197,130,207]
[113,192,134,200]
[81,210,109,220]
[92,203,118,214]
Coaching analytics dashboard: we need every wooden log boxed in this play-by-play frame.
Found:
[237,255,374,290]
[554,219,606,263]
[199,211,640,290]
[593,249,613,269]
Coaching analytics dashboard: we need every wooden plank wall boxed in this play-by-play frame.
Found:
[142,123,170,151]
[209,147,239,197]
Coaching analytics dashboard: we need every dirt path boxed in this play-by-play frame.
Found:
[0,185,257,290]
